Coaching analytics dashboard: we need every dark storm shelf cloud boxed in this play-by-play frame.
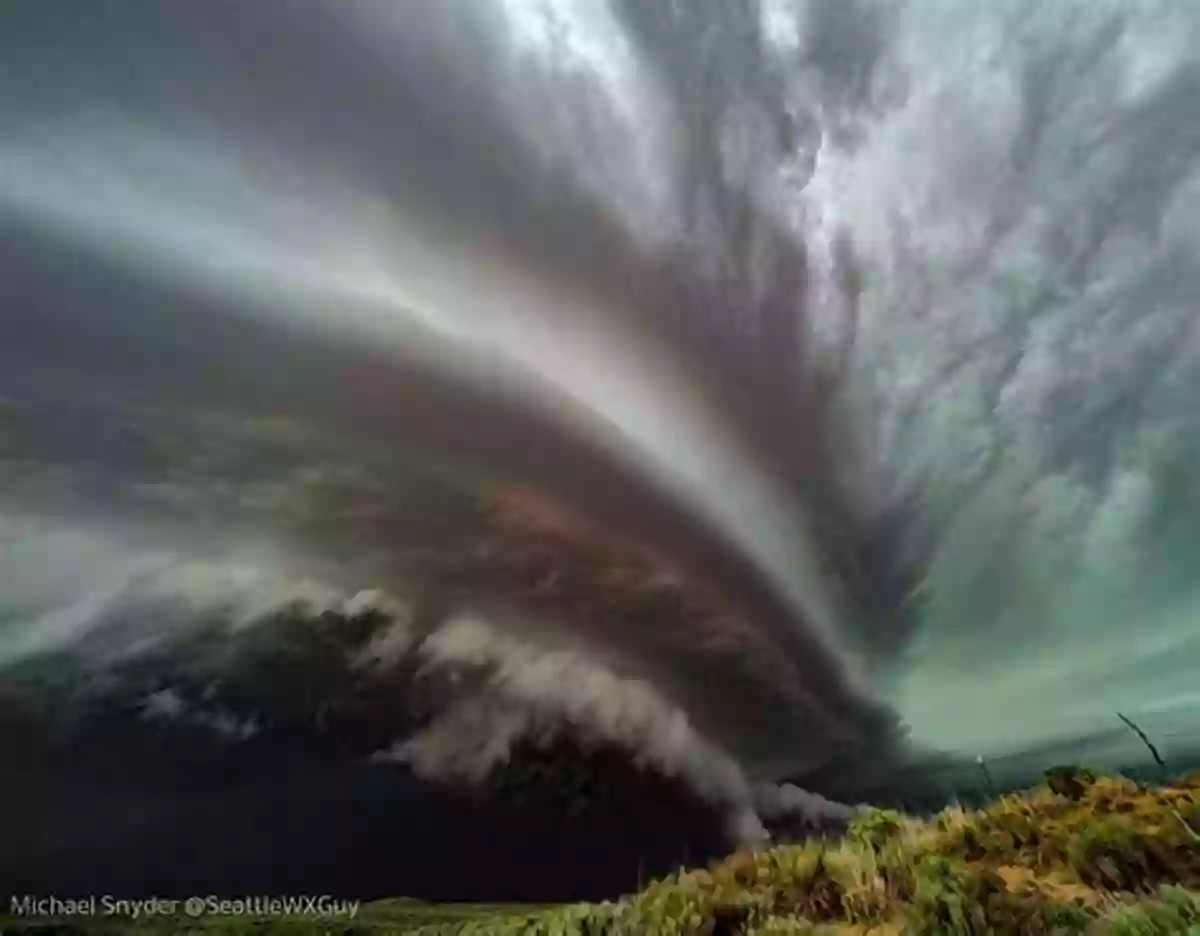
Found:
[0,207,891,779]
[0,0,914,798]
[0,3,867,656]
[4,0,912,662]
[6,0,1200,852]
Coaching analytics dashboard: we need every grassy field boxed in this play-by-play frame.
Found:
[3,770,1198,934]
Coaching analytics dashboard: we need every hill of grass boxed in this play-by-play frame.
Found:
[4,770,1198,934]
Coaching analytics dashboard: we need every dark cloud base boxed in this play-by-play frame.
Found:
[0,605,777,903]
[7,599,1189,903]
[0,723,728,903]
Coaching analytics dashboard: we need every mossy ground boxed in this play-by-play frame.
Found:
[4,772,1199,934]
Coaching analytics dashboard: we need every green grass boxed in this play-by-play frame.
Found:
[4,772,1199,934]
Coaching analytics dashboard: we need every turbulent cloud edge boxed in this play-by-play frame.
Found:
[1,559,855,846]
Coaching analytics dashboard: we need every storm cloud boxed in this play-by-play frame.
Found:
[2,0,1200,861]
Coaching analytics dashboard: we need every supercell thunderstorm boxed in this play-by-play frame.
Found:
[1,0,1200,896]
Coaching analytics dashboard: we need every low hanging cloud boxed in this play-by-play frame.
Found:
[374,613,858,845]
[0,541,856,847]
